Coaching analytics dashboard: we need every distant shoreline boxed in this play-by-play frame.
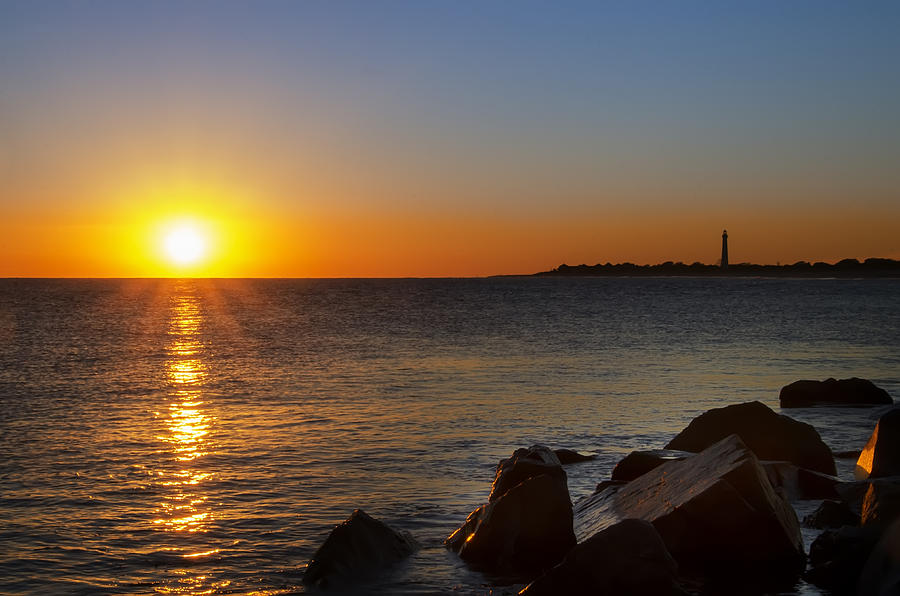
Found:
[533,257,900,278]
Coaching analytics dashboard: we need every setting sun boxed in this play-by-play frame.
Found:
[162,222,209,267]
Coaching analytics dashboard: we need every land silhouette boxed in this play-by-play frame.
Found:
[535,257,900,278]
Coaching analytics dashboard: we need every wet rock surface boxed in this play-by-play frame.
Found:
[519,519,681,596]
[490,444,566,502]
[780,377,892,408]
[574,434,805,577]
[446,445,575,579]
[302,509,419,589]
[665,400,836,475]
[862,480,900,527]
[553,448,596,465]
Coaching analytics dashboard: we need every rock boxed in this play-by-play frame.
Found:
[857,519,900,596]
[574,434,805,578]
[610,449,690,482]
[665,401,836,475]
[806,525,882,593]
[519,519,681,596]
[837,480,871,515]
[490,445,566,502]
[302,509,419,589]
[779,377,892,408]
[761,461,840,501]
[803,500,860,529]
[594,479,627,493]
[857,408,900,479]
[553,448,596,465]
[834,449,862,459]
[862,481,900,528]
[445,473,576,578]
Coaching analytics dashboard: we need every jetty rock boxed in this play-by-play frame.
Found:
[806,525,882,593]
[857,408,900,479]
[489,444,567,502]
[446,445,575,578]
[857,519,900,596]
[862,481,900,528]
[665,400,837,476]
[761,461,840,501]
[611,449,690,482]
[780,377,892,408]
[519,519,681,596]
[574,434,805,578]
[302,509,419,589]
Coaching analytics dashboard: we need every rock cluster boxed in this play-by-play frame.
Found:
[301,378,900,595]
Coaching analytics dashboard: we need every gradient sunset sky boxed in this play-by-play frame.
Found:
[2,1,899,277]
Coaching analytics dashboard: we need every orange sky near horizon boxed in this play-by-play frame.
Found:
[2,200,898,278]
[3,3,900,278]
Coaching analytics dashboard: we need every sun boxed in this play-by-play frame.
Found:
[163,223,208,266]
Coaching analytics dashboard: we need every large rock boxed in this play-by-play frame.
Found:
[857,519,900,596]
[490,445,566,502]
[780,377,892,408]
[519,519,681,596]
[445,473,575,577]
[857,408,900,479]
[611,449,690,482]
[302,509,419,589]
[806,525,882,593]
[574,434,805,577]
[665,401,836,475]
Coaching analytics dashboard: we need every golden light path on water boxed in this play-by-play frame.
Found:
[153,283,228,595]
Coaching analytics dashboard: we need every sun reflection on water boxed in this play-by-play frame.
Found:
[153,283,221,593]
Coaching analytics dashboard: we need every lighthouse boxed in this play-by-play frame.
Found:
[721,230,729,269]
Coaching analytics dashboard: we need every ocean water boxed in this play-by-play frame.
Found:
[1,277,899,595]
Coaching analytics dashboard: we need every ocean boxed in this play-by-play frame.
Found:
[1,277,899,594]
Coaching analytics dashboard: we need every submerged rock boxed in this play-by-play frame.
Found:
[574,434,805,578]
[665,400,836,475]
[519,519,681,596]
[445,473,575,578]
[803,500,860,529]
[610,449,690,482]
[302,509,419,589]
[857,408,900,479]
[780,377,892,408]
[553,448,596,465]
[490,445,566,502]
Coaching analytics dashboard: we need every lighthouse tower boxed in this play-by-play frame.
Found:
[721,230,729,269]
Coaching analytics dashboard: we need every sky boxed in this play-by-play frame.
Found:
[2,1,899,277]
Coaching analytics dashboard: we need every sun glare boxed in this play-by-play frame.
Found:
[163,223,207,266]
